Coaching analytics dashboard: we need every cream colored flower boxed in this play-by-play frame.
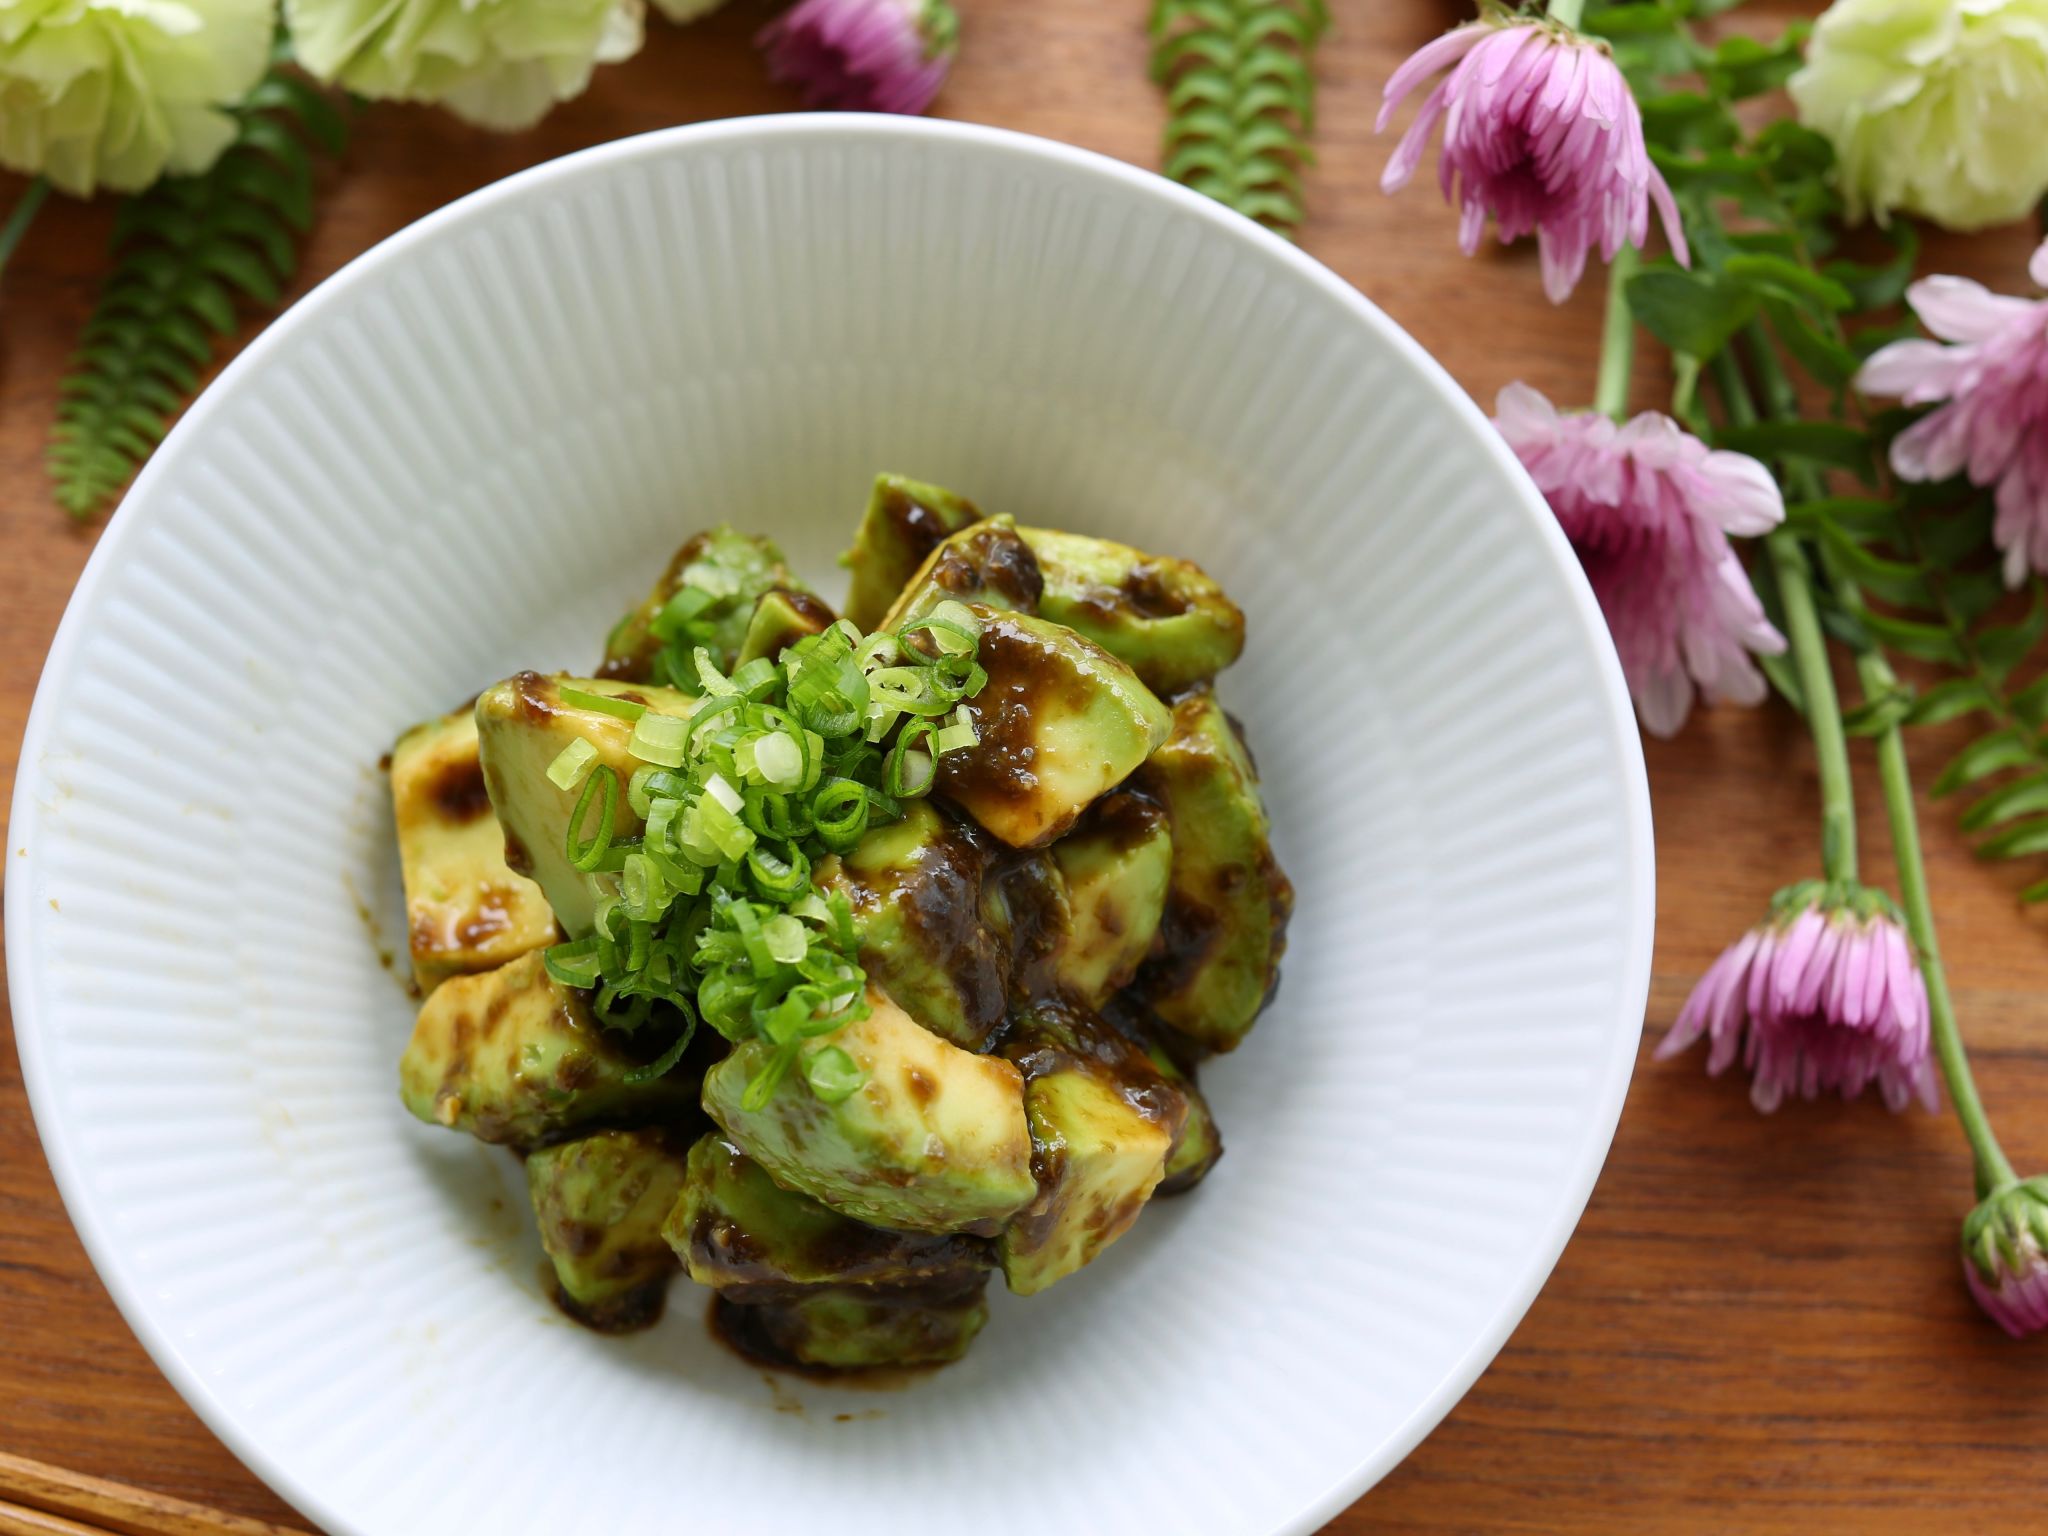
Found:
[285,0,644,131]
[0,0,275,196]
[1791,0,2048,230]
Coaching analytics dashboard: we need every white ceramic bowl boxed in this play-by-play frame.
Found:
[8,117,1652,1536]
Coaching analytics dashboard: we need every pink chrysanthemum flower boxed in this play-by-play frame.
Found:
[1962,1180,2048,1338]
[758,0,957,115]
[1858,239,2048,587]
[1378,12,1689,302]
[1493,382,1785,737]
[1658,882,1938,1115]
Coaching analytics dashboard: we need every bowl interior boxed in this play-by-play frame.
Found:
[8,118,1650,1536]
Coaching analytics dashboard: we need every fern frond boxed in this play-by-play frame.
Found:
[1830,483,2048,899]
[1148,0,1327,238]
[47,60,347,520]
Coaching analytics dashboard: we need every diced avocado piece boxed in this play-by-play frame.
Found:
[998,1007,1185,1297]
[399,952,697,1145]
[390,707,556,993]
[526,1129,689,1331]
[666,1134,991,1291]
[877,516,1043,634]
[715,1278,990,1369]
[600,525,812,679]
[473,672,697,937]
[816,802,1010,1051]
[734,588,837,667]
[703,992,1036,1235]
[1132,689,1293,1052]
[935,607,1172,849]
[1020,528,1246,694]
[1111,1017,1223,1195]
[1046,790,1172,1008]
[840,474,985,631]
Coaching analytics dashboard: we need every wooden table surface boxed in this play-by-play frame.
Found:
[4,2,2045,1530]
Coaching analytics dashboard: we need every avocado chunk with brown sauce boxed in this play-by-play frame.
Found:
[526,1128,689,1331]
[1020,527,1245,694]
[1046,790,1173,1008]
[840,474,985,631]
[878,515,1044,634]
[666,1134,991,1292]
[702,991,1037,1235]
[714,1277,991,1369]
[816,801,1013,1051]
[600,525,812,680]
[473,673,697,938]
[390,706,556,993]
[998,1006,1186,1297]
[935,606,1172,849]
[399,951,698,1145]
[735,587,837,667]
[1132,688,1292,1052]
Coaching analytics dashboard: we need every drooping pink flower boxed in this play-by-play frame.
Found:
[1658,883,1938,1115]
[1494,382,1785,737]
[1378,15,1689,302]
[757,0,957,115]
[1962,1180,2048,1338]
[1858,239,2048,587]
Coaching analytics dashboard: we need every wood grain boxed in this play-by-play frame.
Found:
[0,1455,308,1536]
[3,1,2046,1530]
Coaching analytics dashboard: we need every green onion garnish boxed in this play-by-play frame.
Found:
[803,1044,864,1103]
[546,738,599,790]
[539,603,991,1106]
[566,765,619,873]
[559,684,647,721]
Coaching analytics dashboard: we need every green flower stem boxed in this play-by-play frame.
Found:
[1708,346,1858,881]
[0,176,49,281]
[1738,326,2020,1196]
[1594,244,1638,422]
[1857,647,2017,1197]
[1548,0,1586,30]
[1769,532,1860,885]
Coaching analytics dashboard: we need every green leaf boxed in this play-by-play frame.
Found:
[1903,677,1993,729]
[1766,299,1860,390]
[1820,523,1931,606]
[2009,675,2048,729]
[1975,591,2047,680]
[1858,610,1966,666]
[1151,0,1323,236]
[1978,816,2048,862]
[1786,496,1896,536]
[1716,420,1874,473]
[1960,771,2048,832]
[1703,27,1811,100]
[1725,253,1856,314]
[46,63,348,520]
[1626,267,1757,359]
[1637,91,1739,154]
[1933,728,2034,797]
[1824,224,1920,311]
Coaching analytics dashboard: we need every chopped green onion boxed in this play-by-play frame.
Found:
[933,707,978,755]
[803,1044,864,1103]
[706,773,743,814]
[546,737,599,791]
[753,731,803,786]
[629,711,689,768]
[566,765,619,873]
[761,913,808,964]
[542,938,601,989]
[650,585,717,643]
[623,1014,699,1084]
[740,1042,798,1111]
[560,684,647,721]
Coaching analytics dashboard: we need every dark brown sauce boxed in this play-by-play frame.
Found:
[882,482,981,564]
[540,1261,671,1334]
[927,525,1044,612]
[935,610,1092,838]
[1122,562,1191,619]
[426,754,492,824]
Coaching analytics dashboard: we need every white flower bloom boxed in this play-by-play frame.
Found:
[0,0,276,196]
[1791,0,2048,230]
[285,0,645,131]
